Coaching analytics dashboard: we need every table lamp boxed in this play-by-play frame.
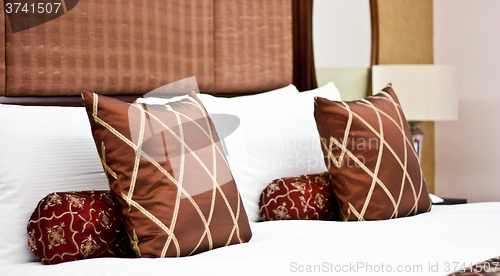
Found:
[372,64,458,160]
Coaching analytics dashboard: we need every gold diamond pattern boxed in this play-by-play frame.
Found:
[317,90,431,221]
[86,92,246,257]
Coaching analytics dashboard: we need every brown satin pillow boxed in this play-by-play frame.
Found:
[314,86,431,221]
[82,92,252,257]
[27,191,132,265]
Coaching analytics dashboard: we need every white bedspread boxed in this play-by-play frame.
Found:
[2,203,499,276]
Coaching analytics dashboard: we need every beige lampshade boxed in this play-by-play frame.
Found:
[372,65,458,121]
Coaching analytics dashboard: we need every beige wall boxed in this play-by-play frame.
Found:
[316,68,369,101]
[377,0,435,193]
[434,0,500,202]
[378,0,434,65]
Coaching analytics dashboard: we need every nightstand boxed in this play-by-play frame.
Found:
[432,198,467,205]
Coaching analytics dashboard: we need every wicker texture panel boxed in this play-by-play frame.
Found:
[214,0,293,93]
[2,0,292,97]
[4,0,215,96]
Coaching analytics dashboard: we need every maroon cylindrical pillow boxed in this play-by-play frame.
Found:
[259,172,336,221]
[27,191,133,264]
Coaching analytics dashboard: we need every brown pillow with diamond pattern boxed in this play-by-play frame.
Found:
[314,86,432,221]
[259,172,336,221]
[81,91,252,258]
[27,191,133,265]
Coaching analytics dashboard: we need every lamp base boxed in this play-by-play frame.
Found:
[409,121,424,160]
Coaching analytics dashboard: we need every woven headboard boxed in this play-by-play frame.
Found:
[0,0,292,98]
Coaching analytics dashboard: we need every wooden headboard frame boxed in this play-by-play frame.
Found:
[368,0,379,96]
[0,0,298,105]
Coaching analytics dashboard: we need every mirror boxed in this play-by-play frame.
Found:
[313,0,372,100]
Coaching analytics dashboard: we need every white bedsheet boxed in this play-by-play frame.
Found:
[2,203,499,276]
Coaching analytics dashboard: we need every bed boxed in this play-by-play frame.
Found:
[1,1,499,276]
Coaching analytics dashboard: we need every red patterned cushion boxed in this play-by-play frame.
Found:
[259,172,335,221]
[27,191,133,265]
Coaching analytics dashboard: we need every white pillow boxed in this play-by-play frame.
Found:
[198,82,341,221]
[299,81,341,101]
[0,104,109,264]
[0,81,341,265]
